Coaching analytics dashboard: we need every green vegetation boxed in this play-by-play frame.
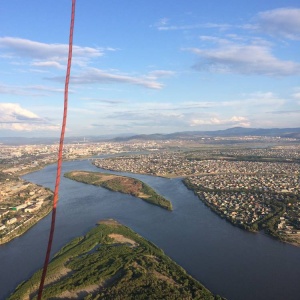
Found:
[9,220,221,300]
[64,171,172,210]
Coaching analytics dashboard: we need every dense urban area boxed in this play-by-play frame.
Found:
[1,136,300,246]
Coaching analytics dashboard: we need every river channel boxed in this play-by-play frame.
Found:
[1,159,300,300]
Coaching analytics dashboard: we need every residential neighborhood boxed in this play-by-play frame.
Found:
[0,176,53,244]
[94,149,300,177]
[0,139,299,245]
[94,146,300,244]
[0,140,174,175]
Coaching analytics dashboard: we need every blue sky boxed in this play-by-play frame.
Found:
[1,1,300,137]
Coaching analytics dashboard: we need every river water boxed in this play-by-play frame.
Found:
[1,159,300,300]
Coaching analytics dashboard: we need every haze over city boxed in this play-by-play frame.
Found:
[1,0,300,137]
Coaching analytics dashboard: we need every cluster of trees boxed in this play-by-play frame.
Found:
[9,221,221,299]
[140,182,172,210]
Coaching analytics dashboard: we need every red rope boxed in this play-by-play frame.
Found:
[37,1,76,299]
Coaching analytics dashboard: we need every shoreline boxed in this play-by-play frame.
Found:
[0,157,97,246]
[0,202,52,245]
[0,163,56,246]
[64,170,173,211]
[182,179,300,248]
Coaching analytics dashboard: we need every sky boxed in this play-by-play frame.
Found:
[1,0,300,137]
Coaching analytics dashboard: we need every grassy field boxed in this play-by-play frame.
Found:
[8,219,222,300]
[64,171,172,210]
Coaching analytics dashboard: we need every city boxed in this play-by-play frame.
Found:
[94,143,300,245]
[0,135,300,300]
[1,138,300,246]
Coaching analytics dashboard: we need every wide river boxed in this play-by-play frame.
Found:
[1,159,300,300]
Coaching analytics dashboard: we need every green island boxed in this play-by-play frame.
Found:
[64,171,172,211]
[9,220,222,300]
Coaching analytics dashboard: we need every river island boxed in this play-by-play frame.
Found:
[64,171,172,211]
[8,219,222,300]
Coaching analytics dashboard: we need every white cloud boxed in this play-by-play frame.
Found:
[0,123,59,132]
[154,22,231,31]
[80,97,126,104]
[0,103,59,131]
[31,61,63,69]
[0,103,39,121]
[188,39,300,76]
[256,8,300,40]
[0,83,65,96]
[0,37,103,67]
[147,70,175,78]
[153,8,300,40]
[0,84,28,96]
[153,18,170,27]
[292,92,300,100]
[28,85,65,93]
[49,68,164,89]
[190,116,250,127]
[242,92,285,107]
[0,37,102,59]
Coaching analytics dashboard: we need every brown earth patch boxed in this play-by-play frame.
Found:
[92,174,116,183]
[67,172,158,203]
[49,284,100,299]
[138,192,150,199]
[106,177,143,195]
[108,233,138,247]
[286,234,300,247]
[70,171,116,183]
[152,270,178,286]
[144,254,160,263]
[97,219,121,226]
[23,267,73,300]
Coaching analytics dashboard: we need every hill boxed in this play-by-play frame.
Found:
[1,127,299,145]
[113,127,300,141]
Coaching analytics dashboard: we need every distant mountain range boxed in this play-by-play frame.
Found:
[1,127,300,145]
[113,127,300,141]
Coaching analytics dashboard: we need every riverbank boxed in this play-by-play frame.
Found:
[3,158,300,300]
[183,178,300,248]
[0,201,52,245]
[0,170,54,246]
[8,219,222,300]
[64,170,172,210]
